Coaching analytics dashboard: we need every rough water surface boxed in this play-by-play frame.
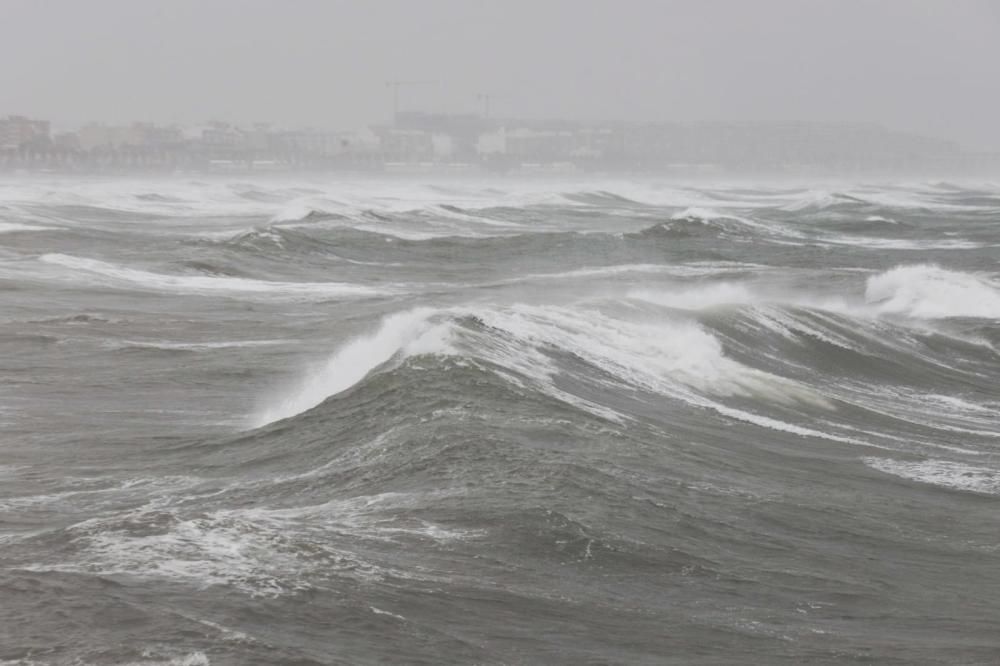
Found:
[1,176,999,665]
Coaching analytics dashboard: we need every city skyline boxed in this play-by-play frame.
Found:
[2,0,999,150]
[6,109,996,176]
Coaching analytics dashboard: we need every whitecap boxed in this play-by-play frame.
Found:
[863,457,1000,495]
[39,253,390,300]
[253,308,453,425]
[865,264,1000,319]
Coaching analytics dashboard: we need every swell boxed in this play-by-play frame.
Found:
[184,208,995,286]
[51,292,993,627]
[188,221,743,278]
[244,281,1000,460]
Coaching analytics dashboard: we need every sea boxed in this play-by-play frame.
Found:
[1,175,999,665]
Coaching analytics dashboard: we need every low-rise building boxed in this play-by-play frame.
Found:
[0,115,50,150]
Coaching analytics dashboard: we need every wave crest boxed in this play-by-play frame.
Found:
[865,265,1000,319]
[255,303,831,427]
[253,309,454,426]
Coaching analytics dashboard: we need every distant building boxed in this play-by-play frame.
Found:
[134,123,183,148]
[476,128,506,156]
[0,115,50,150]
[52,132,81,151]
[0,111,982,175]
[612,121,961,172]
[78,122,183,151]
[374,127,434,163]
[200,122,244,149]
[505,127,576,163]
[393,112,490,162]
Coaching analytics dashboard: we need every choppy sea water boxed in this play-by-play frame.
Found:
[1,176,999,665]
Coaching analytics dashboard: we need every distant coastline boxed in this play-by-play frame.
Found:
[3,114,999,177]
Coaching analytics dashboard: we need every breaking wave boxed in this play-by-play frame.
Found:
[865,264,1000,319]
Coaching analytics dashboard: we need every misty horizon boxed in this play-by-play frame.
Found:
[2,0,999,150]
[5,3,1000,664]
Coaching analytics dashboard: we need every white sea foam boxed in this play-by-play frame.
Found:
[253,309,453,425]
[671,206,731,221]
[781,190,856,212]
[255,300,832,427]
[3,178,991,232]
[123,651,211,666]
[109,338,290,352]
[39,253,388,300]
[0,178,801,243]
[237,491,479,543]
[65,512,314,596]
[838,386,1000,443]
[491,263,712,287]
[670,206,773,229]
[470,303,831,409]
[47,490,473,596]
[627,283,863,347]
[518,262,772,287]
[865,264,1000,319]
[863,457,1000,495]
[818,235,982,250]
[629,282,757,310]
[920,393,994,414]
[370,606,407,621]
[623,265,1000,324]
[0,221,54,233]
[779,188,959,213]
[270,198,343,223]
[628,267,1000,332]
[855,188,979,211]
[751,307,864,351]
[0,475,203,513]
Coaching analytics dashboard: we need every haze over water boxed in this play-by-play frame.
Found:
[3,0,999,150]
[3,1,1000,664]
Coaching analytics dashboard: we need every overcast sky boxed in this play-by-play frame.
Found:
[2,0,998,149]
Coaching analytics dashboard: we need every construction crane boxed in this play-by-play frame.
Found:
[476,92,501,119]
[386,80,433,122]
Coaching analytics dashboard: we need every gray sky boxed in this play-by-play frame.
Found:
[3,0,998,149]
